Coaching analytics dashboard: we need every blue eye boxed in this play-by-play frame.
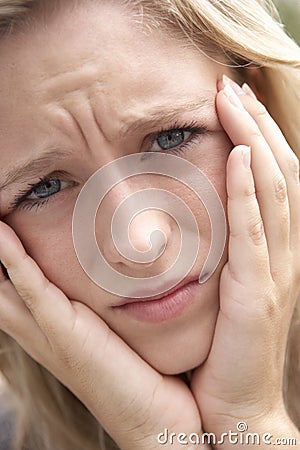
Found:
[149,122,207,154]
[11,177,75,212]
[27,179,63,199]
[156,129,191,151]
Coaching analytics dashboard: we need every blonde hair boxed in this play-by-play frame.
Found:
[0,1,299,449]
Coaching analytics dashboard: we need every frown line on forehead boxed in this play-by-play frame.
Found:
[0,93,215,192]
[118,94,215,137]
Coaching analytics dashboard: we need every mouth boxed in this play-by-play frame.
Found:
[115,276,199,306]
[112,276,201,323]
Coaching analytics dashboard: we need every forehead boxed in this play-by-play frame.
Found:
[0,2,220,159]
[0,1,219,94]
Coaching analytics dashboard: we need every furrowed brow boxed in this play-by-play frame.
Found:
[0,149,73,191]
[0,96,215,191]
[121,95,215,136]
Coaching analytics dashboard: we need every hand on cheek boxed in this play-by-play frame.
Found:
[191,75,300,441]
[0,72,299,449]
[0,223,213,450]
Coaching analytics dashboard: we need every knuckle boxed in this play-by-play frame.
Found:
[279,208,289,229]
[279,216,290,237]
[256,286,280,321]
[270,264,290,286]
[255,101,268,119]
[249,127,262,140]
[260,297,279,322]
[17,286,34,307]
[248,218,265,245]
[273,175,287,203]
[242,184,256,198]
[62,354,82,372]
[247,103,268,139]
[55,343,84,372]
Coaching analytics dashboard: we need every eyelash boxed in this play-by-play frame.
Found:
[152,120,207,155]
[11,177,64,212]
[11,120,207,213]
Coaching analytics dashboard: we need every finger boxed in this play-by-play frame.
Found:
[217,83,291,279]
[0,222,75,340]
[0,275,49,360]
[0,256,34,338]
[0,224,159,423]
[0,223,204,449]
[224,145,272,287]
[220,77,300,250]
[239,83,300,251]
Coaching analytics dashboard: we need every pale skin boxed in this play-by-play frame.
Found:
[0,3,299,450]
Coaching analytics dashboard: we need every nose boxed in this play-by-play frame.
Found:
[98,184,174,272]
[109,209,170,265]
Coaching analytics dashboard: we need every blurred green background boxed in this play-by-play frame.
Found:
[274,0,300,44]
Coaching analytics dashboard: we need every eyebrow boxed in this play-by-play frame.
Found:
[0,149,73,192]
[0,94,215,192]
[120,95,215,136]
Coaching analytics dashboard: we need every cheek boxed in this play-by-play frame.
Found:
[205,157,229,213]
[188,133,231,264]
[188,134,231,219]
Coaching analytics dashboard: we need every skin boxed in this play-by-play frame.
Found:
[0,2,231,374]
[0,2,299,449]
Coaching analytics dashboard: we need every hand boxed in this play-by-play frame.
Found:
[191,77,300,446]
[0,223,210,450]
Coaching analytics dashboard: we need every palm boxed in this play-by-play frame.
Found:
[190,262,287,432]
[0,271,203,448]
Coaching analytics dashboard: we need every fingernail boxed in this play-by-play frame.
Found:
[242,83,257,99]
[242,146,251,169]
[223,75,245,96]
[223,84,245,110]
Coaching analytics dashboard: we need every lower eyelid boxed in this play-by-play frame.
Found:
[14,180,79,213]
[178,133,204,150]
[19,198,50,212]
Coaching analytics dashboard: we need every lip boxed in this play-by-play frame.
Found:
[113,278,200,323]
[115,276,198,306]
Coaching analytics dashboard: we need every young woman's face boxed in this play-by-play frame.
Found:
[0,3,233,373]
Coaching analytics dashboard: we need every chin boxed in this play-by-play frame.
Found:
[139,333,213,375]
[110,283,220,375]
[150,352,208,375]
